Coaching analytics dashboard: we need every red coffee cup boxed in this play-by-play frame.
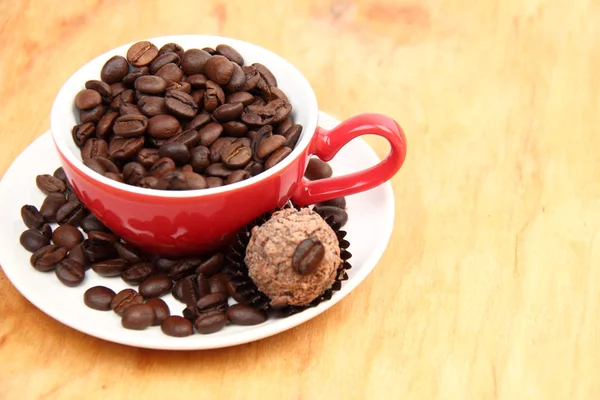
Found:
[51,35,407,257]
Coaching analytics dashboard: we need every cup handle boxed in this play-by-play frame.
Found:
[291,113,407,206]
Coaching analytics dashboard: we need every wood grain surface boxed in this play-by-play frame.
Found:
[1,0,599,399]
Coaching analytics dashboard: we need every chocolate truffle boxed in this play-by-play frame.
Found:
[244,207,342,307]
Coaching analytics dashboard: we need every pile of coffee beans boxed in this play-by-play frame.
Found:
[19,157,347,337]
[71,40,304,190]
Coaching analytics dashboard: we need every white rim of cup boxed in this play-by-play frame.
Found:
[50,34,319,198]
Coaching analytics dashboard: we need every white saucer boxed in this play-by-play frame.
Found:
[0,111,395,350]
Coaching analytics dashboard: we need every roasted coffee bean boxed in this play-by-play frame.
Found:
[21,205,44,230]
[40,193,68,222]
[138,95,166,117]
[137,176,161,189]
[169,259,201,281]
[165,90,198,119]
[269,87,289,102]
[122,304,155,330]
[204,55,233,85]
[158,143,190,165]
[233,137,252,148]
[189,145,210,173]
[115,242,144,265]
[52,224,83,250]
[75,89,102,110]
[81,138,109,159]
[137,148,160,169]
[196,292,228,314]
[277,117,293,135]
[251,97,266,107]
[30,245,68,272]
[155,62,183,82]
[159,43,184,59]
[41,223,53,240]
[216,44,244,65]
[171,279,186,302]
[158,170,187,190]
[82,238,118,263]
[292,238,325,275]
[167,80,192,94]
[241,65,260,91]
[206,176,224,188]
[195,253,224,277]
[244,161,264,176]
[71,123,96,147]
[101,55,129,84]
[227,304,267,325]
[225,169,251,185]
[205,163,233,178]
[55,259,85,287]
[256,134,286,159]
[85,80,113,104]
[195,123,223,148]
[221,142,252,168]
[266,99,292,123]
[110,82,127,97]
[79,104,106,124]
[88,231,119,243]
[241,105,275,126]
[133,75,167,94]
[139,275,173,298]
[194,311,227,334]
[120,262,154,285]
[52,166,67,182]
[149,157,176,178]
[253,63,278,87]
[122,66,150,87]
[186,74,207,88]
[92,258,128,277]
[110,89,134,110]
[209,137,233,163]
[317,197,347,209]
[203,80,225,112]
[113,114,148,137]
[222,121,248,137]
[212,102,243,122]
[185,113,211,131]
[181,273,210,306]
[202,47,216,55]
[66,191,79,203]
[84,286,116,311]
[182,172,207,189]
[181,164,193,173]
[181,49,211,75]
[314,205,349,228]
[87,156,120,175]
[226,91,254,106]
[226,280,246,303]
[68,242,89,269]
[305,158,333,180]
[122,162,147,185]
[80,214,109,233]
[108,136,145,160]
[208,274,229,297]
[161,316,193,337]
[20,229,50,252]
[119,103,143,116]
[36,174,66,195]
[165,129,200,148]
[111,289,144,316]
[265,146,292,169]
[96,112,119,139]
[127,41,158,67]
[150,52,181,73]
[191,89,205,106]
[143,298,170,326]
[283,124,302,148]
[56,201,85,226]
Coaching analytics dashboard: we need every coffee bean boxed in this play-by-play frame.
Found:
[67,242,89,269]
[96,112,119,139]
[108,136,145,160]
[122,162,147,185]
[266,99,292,123]
[317,197,347,209]
[127,41,158,67]
[88,157,120,175]
[185,113,211,131]
[195,123,222,148]
[119,103,143,116]
[269,86,289,102]
[204,55,233,85]
[167,80,192,94]
[194,311,227,334]
[305,158,333,180]
[150,52,181,74]
[137,176,160,189]
[225,170,251,185]
[110,89,134,110]
[210,138,233,163]
[88,231,119,243]
[191,89,205,106]
[20,229,50,252]
[283,124,302,148]
[139,275,173,298]
[40,223,52,240]
[159,43,185,59]
[189,146,210,173]
[169,259,202,281]
[195,253,224,277]
[314,206,349,228]
[227,304,267,326]
[79,104,106,124]
[84,286,116,311]
[139,298,169,327]
[137,148,160,169]
[158,143,190,165]
[133,75,167,94]
[292,238,325,275]
[85,80,113,104]
[205,163,233,178]
[277,117,293,135]
[71,123,96,147]
[55,259,85,287]
[149,157,176,178]
[221,142,252,168]
[253,63,277,87]
[30,245,67,272]
[203,80,225,112]
[36,174,66,195]
[92,258,129,277]
[181,49,211,75]
[186,74,207,88]
[122,66,150,87]
[265,146,292,169]
[81,138,109,159]
[138,96,166,117]
[165,129,200,149]
[213,102,243,122]
[208,274,229,297]
[171,279,186,303]
[66,191,79,203]
[40,193,67,222]
[222,121,248,137]
[113,114,148,137]
[75,89,102,110]
[101,55,129,84]
[161,315,193,337]
[56,201,85,226]
[241,105,275,126]
[181,273,210,306]
[215,44,244,65]
[165,90,198,119]
[110,82,128,97]
[52,224,83,250]
[256,134,286,159]
[122,304,155,330]
[82,238,118,263]
[196,292,228,313]
[241,66,260,91]
[244,161,264,176]
[226,91,254,106]
[206,176,224,188]
[182,171,208,189]
[233,137,252,148]
[80,214,109,233]
[21,205,44,230]
[115,242,144,265]
[111,289,144,316]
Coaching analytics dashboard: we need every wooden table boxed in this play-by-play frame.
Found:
[1,0,599,398]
